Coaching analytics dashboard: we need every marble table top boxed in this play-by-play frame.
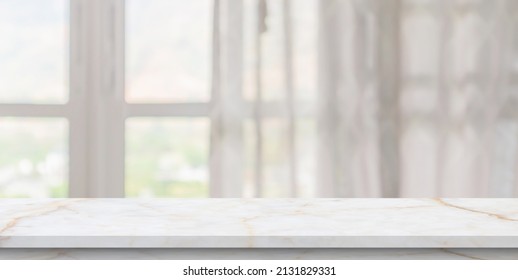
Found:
[1,199,518,248]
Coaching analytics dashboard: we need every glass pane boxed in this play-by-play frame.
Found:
[0,0,68,104]
[126,0,212,103]
[0,118,68,198]
[126,118,209,197]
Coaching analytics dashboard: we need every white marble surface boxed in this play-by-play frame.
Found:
[1,199,518,248]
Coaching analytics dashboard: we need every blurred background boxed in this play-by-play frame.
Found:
[0,0,518,198]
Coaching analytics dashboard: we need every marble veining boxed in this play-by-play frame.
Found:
[1,199,518,248]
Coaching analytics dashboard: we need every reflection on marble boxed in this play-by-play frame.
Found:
[1,249,518,260]
[1,199,518,248]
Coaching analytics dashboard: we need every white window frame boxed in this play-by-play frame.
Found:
[77,0,309,198]
[0,0,235,198]
[0,0,92,197]
[0,0,125,197]
[0,0,324,198]
[75,0,216,197]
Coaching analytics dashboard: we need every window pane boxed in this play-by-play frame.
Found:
[0,0,68,104]
[126,118,209,197]
[126,0,212,103]
[0,118,68,198]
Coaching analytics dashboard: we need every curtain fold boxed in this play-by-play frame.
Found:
[209,0,518,198]
[317,0,382,197]
[398,0,517,197]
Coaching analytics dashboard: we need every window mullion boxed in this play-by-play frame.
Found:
[68,0,89,197]
[69,0,126,198]
[209,0,246,197]
[92,0,126,197]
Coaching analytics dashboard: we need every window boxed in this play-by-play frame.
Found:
[0,0,320,198]
[125,0,213,197]
[124,0,319,198]
[2,0,517,198]
[0,0,69,198]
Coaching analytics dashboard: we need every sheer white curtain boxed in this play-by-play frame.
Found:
[210,0,518,198]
